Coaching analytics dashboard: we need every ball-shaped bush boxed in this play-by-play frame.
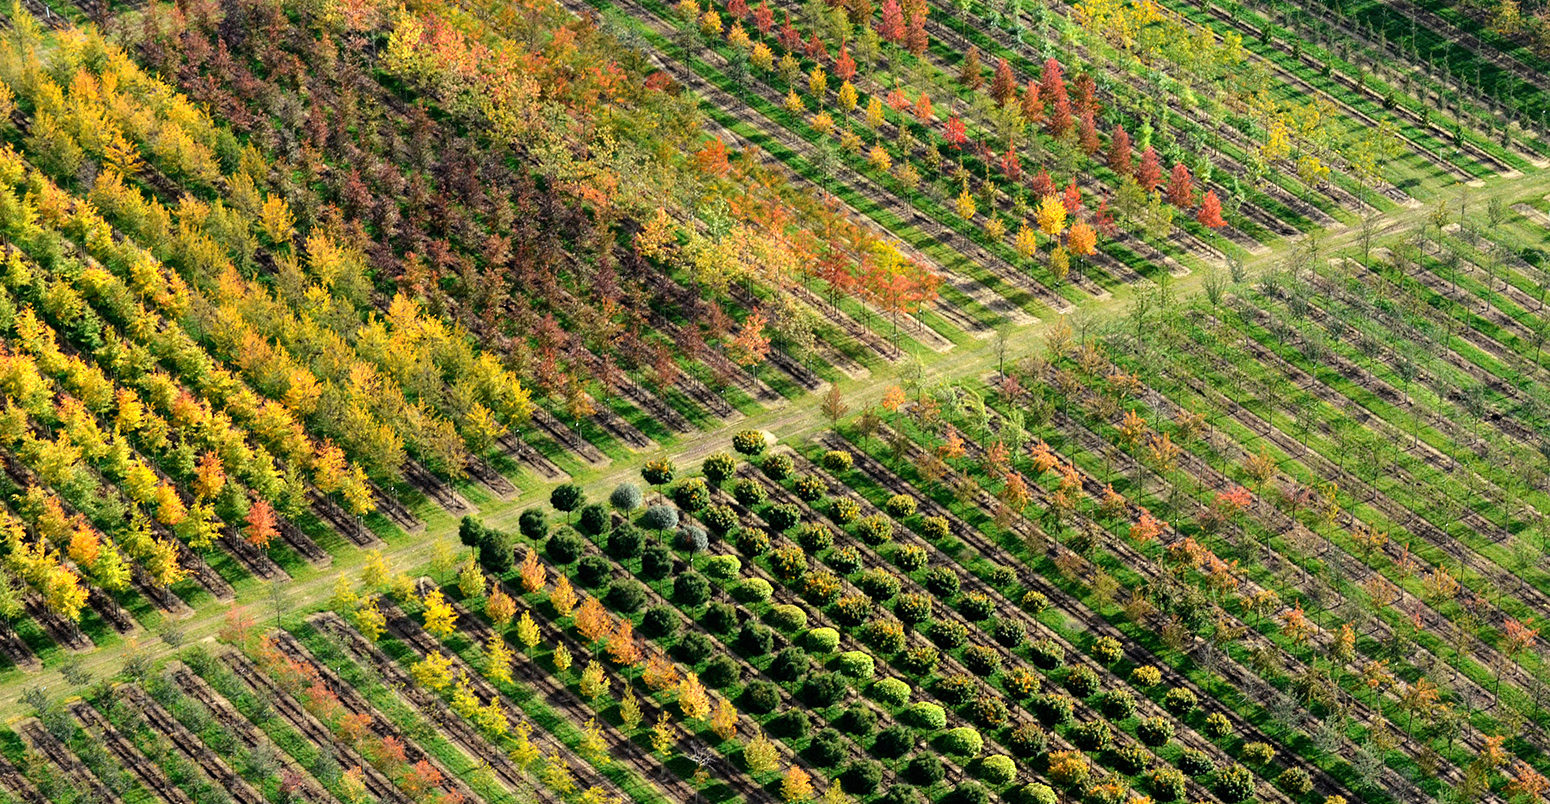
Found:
[734,527,770,556]
[1100,690,1137,720]
[903,702,947,730]
[737,622,773,655]
[641,606,677,639]
[640,459,675,486]
[841,759,884,796]
[765,502,802,532]
[805,627,840,653]
[899,645,939,676]
[1136,715,1175,747]
[884,493,917,518]
[519,509,548,539]
[762,453,794,480]
[1148,767,1188,802]
[703,602,737,634]
[958,591,994,621]
[731,478,767,507]
[1029,638,1065,669]
[836,650,876,680]
[1064,665,1100,698]
[871,677,911,707]
[873,724,915,758]
[969,694,1009,728]
[731,429,767,456]
[821,450,854,473]
[927,619,968,649]
[702,554,741,581]
[1203,711,1232,739]
[768,604,808,632]
[802,672,847,707]
[545,531,584,564]
[830,497,861,525]
[1242,740,1275,766]
[702,504,740,536]
[855,514,894,546]
[895,592,931,624]
[826,545,863,575]
[701,452,737,486]
[769,646,808,683]
[1069,719,1112,751]
[1090,635,1123,664]
[855,568,901,601]
[577,554,613,588]
[791,473,827,502]
[1020,589,1050,614]
[796,522,834,552]
[701,655,740,688]
[605,580,647,613]
[893,544,929,572]
[1162,686,1199,715]
[1177,747,1214,777]
[1020,783,1058,804]
[676,633,714,664]
[1033,692,1074,725]
[1113,742,1150,774]
[1278,767,1313,796]
[905,753,944,785]
[1004,666,1042,698]
[924,566,961,597]
[1130,664,1162,687]
[917,515,950,541]
[578,503,610,536]
[1215,763,1257,803]
[975,754,1016,786]
[743,680,781,714]
[1007,721,1048,758]
[940,726,984,757]
[962,645,1002,677]
[673,572,710,606]
[609,483,643,512]
[734,578,772,604]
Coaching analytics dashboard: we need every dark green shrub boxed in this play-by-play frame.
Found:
[744,681,781,714]
[1137,715,1175,747]
[545,531,584,564]
[605,525,642,559]
[924,567,960,597]
[906,753,944,785]
[769,646,808,682]
[873,725,915,758]
[577,555,612,588]
[676,633,714,664]
[958,591,994,620]
[701,655,740,688]
[1007,721,1048,758]
[1149,767,1187,801]
[1064,665,1100,698]
[605,580,646,613]
[641,606,676,639]
[519,509,548,539]
[1215,764,1257,803]
[841,760,884,796]
[550,484,584,514]
[673,573,710,606]
[765,503,801,532]
[640,543,672,580]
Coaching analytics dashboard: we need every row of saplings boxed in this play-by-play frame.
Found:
[485,431,1325,803]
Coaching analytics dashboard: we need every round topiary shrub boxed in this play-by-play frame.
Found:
[1113,742,1150,774]
[769,646,808,683]
[871,677,911,707]
[935,673,979,707]
[770,709,809,740]
[793,474,828,502]
[764,503,802,532]
[796,523,834,552]
[702,554,742,581]
[1064,665,1100,698]
[545,531,585,564]
[1215,763,1257,803]
[735,578,773,603]
[677,525,709,556]
[927,619,968,649]
[1162,686,1198,715]
[975,754,1016,786]
[1007,721,1049,758]
[874,725,915,759]
[701,655,740,688]
[895,592,932,624]
[905,753,944,785]
[743,680,781,714]
[841,759,884,796]
[1090,635,1123,664]
[903,702,947,730]
[1278,767,1313,796]
[924,567,961,597]
[641,605,677,639]
[855,514,893,546]
[673,572,710,606]
[550,484,585,515]
[985,564,1016,589]
[762,453,794,480]
[806,729,846,767]
[1137,715,1175,747]
[703,602,737,634]
[1030,638,1065,669]
[1148,767,1188,802]
[833,594,874,627]
[969,694,1009,728]
[1020,783,1058,804]
[1004,666,1042,698]
[830,497,861,525]
[806,627,840,653]
[1069,719,1112,751]
[737,622,774,655]
[821,450,853,473]
[958,591,994,621]
[855,568,901,601]
[962,645,1002,677]
[801,672,847,707]
[1101,690,1137,720]
[860,619,906,654]
[577,555,613,588]
[917,515,950,541]
[900,645,939,676]
[641,459,675,486]
[1177,747,1214,777]
[702,452,737,486]
[990,617,1026,648]
[610,483,643,512]
[735,528,770,556]
[1130,664,1162,687]
[827,545,863,575]
[519,509,548,539]
[676,632,714,664]
[1203,711,1232,739]
[893,544,928,572]
[838,704,878,736]
[606,526,642,560]
[671,478,711,512]
[941,727,984,758]
[702,504,740,536]
[768,604,807,632]
[884,494,917,518]
[1020,589,1050,614]
[640,504,679,533]
[1242,740,1275,765]
[606,580,647,613]
[836,651,876,680]
[732,429,767,456]
[1033,693,1074,725]
[578,503,610,536]
[731,478,767,507]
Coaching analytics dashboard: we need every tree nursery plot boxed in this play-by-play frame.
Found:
[1,0,1550,798]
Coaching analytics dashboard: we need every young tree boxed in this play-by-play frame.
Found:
[1166,162,1196,209]
[782,766,816,802]
[516,611,541,651]
[1137,146,1162,191]
[990,57,1016,105]
[422,588,458,639]
[1197,190,1225,228]
[711,697,739,740]
[487,588,516,630]
[1108,125,1132,176]
[486,634,514,685]
[246,500,279,549]
[551,576,578,617]
[679,672,712,720]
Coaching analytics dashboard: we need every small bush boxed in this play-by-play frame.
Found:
[807,729,847,767]
[1242,740,1275,765]
[871,677,911,707]
[802,673,847,707]
[962,645,1002,676]
[1068,719,1112,751]
[703,602,737,634]
[1021,783,1058,804]
[855,568,901,601]
[796,523,834,552]
[1113,743,1149,774]
[550,483,585,513]
[1004,666,1042,698]
[831,497,861,524]
[895,592,932,624]
[702,504,740,536]
[1064,665,1100,698]
[769,646,808,683]
[1162,686,1198,715]
[702,655,740,688]
[1101,690,1137,720]
[731,478,767,507]
[673,573,710,606]
[924,567,960,597]
[641,606,677,639]
[958,591,994,620]
[975,754,1016,786]
[903,702,947,730]
[1020,589,1050,614]
[640,504,679,532]
[677,525,709,555]
[985,564,1016,588]
[899,645,939,675]
[947,783,989,804]
[838,704,877,736]
[768,604,808,632]
[905,753,944,785]
[940,727,984,757]
[827,545,863,575]
[969,695,1009,728]
[821,450,853,473]
[641,544,672,580]
[672,478,710,511]
[765,503,802,532]
[677,633,714,664]
[1215,763,1257,803]
[1203,711,1232,739]
[641,459,675,486]
[737,622,773,655]
[1030,638,1066,669]
[927,619,968,649]
[893,544,928,572]
[917,516,950,541]
[518,509,548,539]
[806,627,840,653]
[1177,747,1214,776]
[770,709,809,739]
[1130,665,1162,687]
[855,514,893,545]
[841,760,884,796]
[1149,767,1187,801]
[1278,767,1313,796]
[732,429,767,455]
[1033,693,1074,725]
[734,528,770,556]
[990,617,1026,648]
[577,555,613,588]
[874,725,915,759]
[578,503,610,536]
[884,493,917,518]
[793,474,828,502]
[606,526,642,560]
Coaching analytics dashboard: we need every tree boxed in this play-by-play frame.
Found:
[782,766,815,802]
[516,611,541,651]
[729,310,772,370]
[551,484,585,519]
[1166,162,1196,208]
[609,619,643,667]
[422,588,458,639]
[879,0,905,42]
[906,11,927,54]
[990,58,1016,105]
[575,596,613,643]
[486,633,513,685]
[1037,195,1067,237]
[679,672,712,720]
[356,599,386,642]
[580,660,611,702]
[822,386,849,426]
[1068,221,1097,257]
[1108,125,1132,176]
[551,576,579,617]
[711,697,739,740]
[246,500,279,549]
[1137,146,1162,190]
[651,712,677,757]
[619,687,643,733]
[518,548,546,593]
[1193,188,1227,228]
